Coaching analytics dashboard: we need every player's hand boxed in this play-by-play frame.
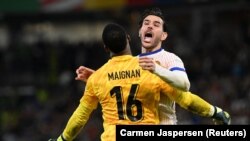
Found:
[75,66,95,82]
[212,106,231,125]
[139,57,156,72]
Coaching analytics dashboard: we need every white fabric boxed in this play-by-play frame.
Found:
[139,48,191,124]
[154,63,190,91]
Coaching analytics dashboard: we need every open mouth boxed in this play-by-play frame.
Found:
[145,32,152,38]
[144,32,153,42]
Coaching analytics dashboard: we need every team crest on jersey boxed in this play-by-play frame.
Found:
[155,60,161,65]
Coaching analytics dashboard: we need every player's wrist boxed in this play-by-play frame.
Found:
[212,106,231,125]
[212,106,221,117]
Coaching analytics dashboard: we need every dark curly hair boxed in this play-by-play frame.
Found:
[102,23,127,53]
[139,7,168,32]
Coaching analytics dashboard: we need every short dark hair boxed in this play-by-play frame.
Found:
[139,7,168,32]
[102,23,127,53]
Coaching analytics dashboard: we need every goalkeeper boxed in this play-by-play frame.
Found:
[49,23,230,141]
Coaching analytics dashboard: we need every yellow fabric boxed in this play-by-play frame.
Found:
[81,55,162,141]
[56,136,64,141]
[62,103,94,141]
[168,90,213,117]
[62,55,213,141]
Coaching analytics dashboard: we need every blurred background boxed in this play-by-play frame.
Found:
[0,0,249,141]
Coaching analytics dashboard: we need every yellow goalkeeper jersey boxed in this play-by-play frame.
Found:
[78,55,213,141]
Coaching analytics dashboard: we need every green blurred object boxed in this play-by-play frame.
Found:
[0,0,39,13]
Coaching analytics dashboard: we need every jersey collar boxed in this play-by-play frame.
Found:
[138,48,163,57]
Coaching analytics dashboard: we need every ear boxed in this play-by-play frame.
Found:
[161,32,168,41]
[138,29,142,37]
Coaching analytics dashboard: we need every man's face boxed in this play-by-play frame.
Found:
[139,15,167,51]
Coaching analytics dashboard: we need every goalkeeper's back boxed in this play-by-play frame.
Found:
[85,55,177,141]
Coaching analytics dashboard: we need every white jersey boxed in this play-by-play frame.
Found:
[138,48,187,124]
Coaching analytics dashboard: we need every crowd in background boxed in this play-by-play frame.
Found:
[0,2,249,141]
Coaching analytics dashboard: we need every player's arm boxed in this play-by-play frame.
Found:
[75,66,95,83]
[48,101,95,141]
[49,79,98,141]
[62,102,95,141]
[163,87,231,125]
[154,63,190,91]
[139,56,190,91]
[177,91,231,125]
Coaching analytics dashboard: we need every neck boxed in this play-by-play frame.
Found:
[110,45,132,58]
[141,45,161,53]
[141,41,162,53]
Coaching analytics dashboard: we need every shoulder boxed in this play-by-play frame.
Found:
[88,64,107,81]
[161,49,184,63]
[162,49,181,58]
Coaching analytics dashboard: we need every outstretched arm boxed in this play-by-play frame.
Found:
[167,89,231,125]
[75,66,95,83]
[48,102,95,141]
